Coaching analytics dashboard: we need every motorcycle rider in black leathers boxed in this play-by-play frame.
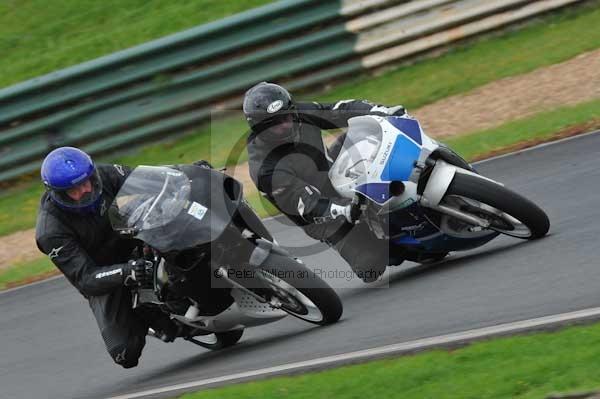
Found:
[35,147,180,368]
[244,82,407,282]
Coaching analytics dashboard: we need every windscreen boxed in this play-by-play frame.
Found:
[110,166,191,233]
[329,116,383,195]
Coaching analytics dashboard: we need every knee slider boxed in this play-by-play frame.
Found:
[110,335,145,369]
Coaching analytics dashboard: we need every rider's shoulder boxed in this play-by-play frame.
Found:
[35,205,67,243]
[96,163,128,177]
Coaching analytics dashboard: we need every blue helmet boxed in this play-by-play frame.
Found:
[41,147,103,213]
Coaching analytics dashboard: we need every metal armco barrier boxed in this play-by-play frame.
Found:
[0,0,584,182]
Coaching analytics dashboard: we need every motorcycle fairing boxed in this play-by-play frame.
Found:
[393,232,498,252]
[386,116,422,145]
[110,165,243,252]
[355,182,391,203]
[380,132,422,182]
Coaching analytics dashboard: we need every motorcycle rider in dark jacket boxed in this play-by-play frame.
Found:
[35,147,179,368]
[244,82,407,282]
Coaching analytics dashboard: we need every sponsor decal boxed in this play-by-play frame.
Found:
[267,100,283,114]
[113,164,125,176]
[188,201,208,221]
[401,222,426,232]
[95,268,123,279]
[115,348,127,363]
[297,197,305,216]
[48,246,64,260]
[379,141,393,166]
[397,198,415,208]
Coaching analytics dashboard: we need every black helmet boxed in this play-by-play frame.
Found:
[243,82,299,143]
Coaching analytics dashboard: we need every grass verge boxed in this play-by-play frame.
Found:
[444,99,600,161]
[0,257,58,291]
[1,2,599,235]
[0,0,273,89]
[176,322,600,399]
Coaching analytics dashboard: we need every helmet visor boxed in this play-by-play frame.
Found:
[50,169,103,210]
[255,111,298,143]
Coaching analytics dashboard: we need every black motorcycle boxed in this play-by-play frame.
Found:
[108,165,342,349]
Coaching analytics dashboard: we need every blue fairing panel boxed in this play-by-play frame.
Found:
[392,232,499,251]
[387,117,422,145]
[356,183,390,204]
[381,134,421,182]
[393,236,421,245]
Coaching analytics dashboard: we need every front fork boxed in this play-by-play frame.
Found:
[131,245,165,309]
[419,159,500,228]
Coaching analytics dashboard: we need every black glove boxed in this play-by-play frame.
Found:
[388,105,406,116]
[123,259,154,288]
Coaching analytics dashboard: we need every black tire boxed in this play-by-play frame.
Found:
[445,173,549,239]
[187,329,244,350]
[259,252,343,325]
[215,329,244,348]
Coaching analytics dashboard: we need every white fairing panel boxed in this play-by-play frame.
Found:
[329,115,440,206]
[422,160,505,207]
[422,160,457,207]
[172,288,287,332]
[329,116,384,199]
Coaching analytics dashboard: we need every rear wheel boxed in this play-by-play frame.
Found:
[443,173,549,239]
[258,252,343,325]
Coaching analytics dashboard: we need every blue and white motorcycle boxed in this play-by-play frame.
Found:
[329,115,550,263]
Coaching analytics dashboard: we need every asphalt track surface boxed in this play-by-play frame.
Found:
[2,132,600,399]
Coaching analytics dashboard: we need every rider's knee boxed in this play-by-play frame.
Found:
[109,334,146,369]
[354,266,386,283]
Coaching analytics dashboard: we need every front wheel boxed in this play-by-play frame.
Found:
[186,329,244,350]
[443,173,550,239]
[257,252,343,325]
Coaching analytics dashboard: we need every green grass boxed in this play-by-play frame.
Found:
[0,183,44,236]
[0,257,56,291]
[1,1,600,236]
[115,116,252,167]
[176,322,600,399]
[444,98,600,160]
[0,0,273,89]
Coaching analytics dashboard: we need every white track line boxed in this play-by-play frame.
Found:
[106,306,600,399]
